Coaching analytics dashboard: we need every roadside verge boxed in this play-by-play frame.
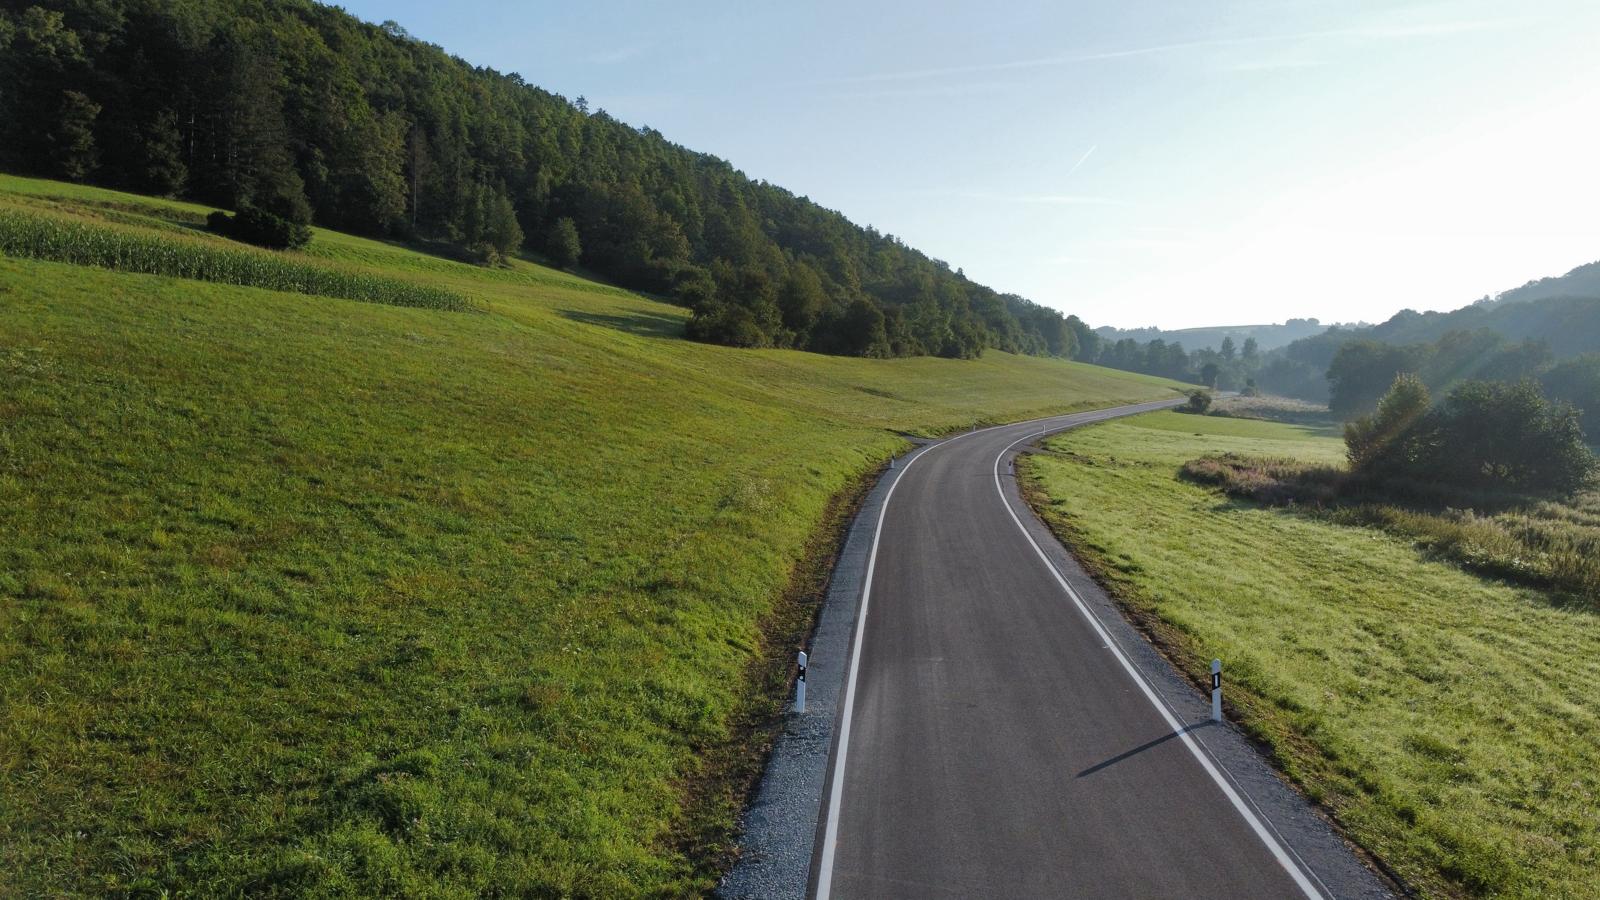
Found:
[716,437,936,899]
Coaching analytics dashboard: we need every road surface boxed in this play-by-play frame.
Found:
[813,399,1344,898]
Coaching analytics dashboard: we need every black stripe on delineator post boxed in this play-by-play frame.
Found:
[1211,659,1222,722]
[795,650,808,714]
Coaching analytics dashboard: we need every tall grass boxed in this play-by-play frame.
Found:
[0,208,469,311]
[1182,452,1600,603]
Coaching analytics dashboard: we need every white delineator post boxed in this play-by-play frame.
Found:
[1211,659,1223,722]
[795,650,808,713]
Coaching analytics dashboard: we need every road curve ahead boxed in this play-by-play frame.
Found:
[815,400,1339,899]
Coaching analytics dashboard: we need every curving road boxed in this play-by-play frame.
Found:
[810,400,1383,899]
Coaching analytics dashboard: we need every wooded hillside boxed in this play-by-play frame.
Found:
[0,0,1091,359]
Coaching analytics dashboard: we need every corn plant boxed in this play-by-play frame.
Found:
[0,209,470,311]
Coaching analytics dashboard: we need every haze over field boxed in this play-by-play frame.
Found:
[339,0,1600,329]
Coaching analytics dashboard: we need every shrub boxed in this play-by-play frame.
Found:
[1180,453,1343,505]
[1345,373,1430,471]
[1184,389,1212,414]
[208,205,312,250]
[685,301,768,348]
[1352,376,1595,496]
[0,208,467,311]
[1432,380,1595,495]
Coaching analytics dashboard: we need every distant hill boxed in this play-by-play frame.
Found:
[1359,260,1600,356]
[1095,318,1331,353]
[1364,295,1600,358]
[1259,258,1600,405]
[1489,260,1600,308]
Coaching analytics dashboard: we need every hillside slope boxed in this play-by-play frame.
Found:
[0,175,1184,896]
[1364,294,1600,357]
[1258,259,1600,405]
[0,0,1081,360]
[1493,259,1600,308]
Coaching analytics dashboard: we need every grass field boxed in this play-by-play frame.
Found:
[0,173,1185,896]
[1022,411,1600,898]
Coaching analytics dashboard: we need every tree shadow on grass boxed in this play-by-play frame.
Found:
[559,307,686,340]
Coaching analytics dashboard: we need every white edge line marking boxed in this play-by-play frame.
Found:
[812,426,956,900]
[992,421,1324,900]
[813,401,1170,900]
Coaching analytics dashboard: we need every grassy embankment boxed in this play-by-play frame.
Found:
[0,173,1184,896]
[1022,410,1600,898]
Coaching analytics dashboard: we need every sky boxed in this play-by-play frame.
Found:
[337,0,1600,329]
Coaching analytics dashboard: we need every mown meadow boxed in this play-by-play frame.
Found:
[1022,411,1600,898]
[0,174,1183,896]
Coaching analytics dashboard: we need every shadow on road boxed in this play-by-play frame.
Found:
[1076,721,1214,778]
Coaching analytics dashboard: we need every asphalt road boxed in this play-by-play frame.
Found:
[813,399,1347,899]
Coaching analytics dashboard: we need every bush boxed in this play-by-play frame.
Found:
[1180,453,1342,505]
[685,301,768,348]
[1184,389,1213,414]
[208,205,312,250]
[1432,380,1595,494]
[1,208,467,311]
[1345,373,1430,472]
[1352,376,1595,496]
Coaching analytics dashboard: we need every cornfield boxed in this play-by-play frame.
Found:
[0,209,470,311]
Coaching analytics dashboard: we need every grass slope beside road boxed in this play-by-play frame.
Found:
[0,173,1184,896]
[1021,411,1600,898]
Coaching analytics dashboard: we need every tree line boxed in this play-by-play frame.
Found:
[0,0,1089,360]
[1080,330,1265,389]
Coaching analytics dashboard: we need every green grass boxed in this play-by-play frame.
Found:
[1022,411,1600,898]
[0,172,1186,896]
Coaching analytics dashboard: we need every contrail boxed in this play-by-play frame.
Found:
[1065,145,1097,178]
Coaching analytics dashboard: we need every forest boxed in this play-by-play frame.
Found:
[0,0,1085,360]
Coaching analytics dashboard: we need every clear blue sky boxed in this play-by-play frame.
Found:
[338,0,1600,329]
